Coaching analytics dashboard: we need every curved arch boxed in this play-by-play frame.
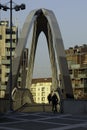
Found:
[26,14,58,90]
[6,8,74,100]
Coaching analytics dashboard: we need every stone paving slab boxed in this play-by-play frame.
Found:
[0,112,87,130]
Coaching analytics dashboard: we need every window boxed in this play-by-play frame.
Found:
[42,97,45,101]
[5,81,8,85]
[5,39,10,43]
[0,35,2,40]
[42,92,45,96]
[42,87,45,91]
[5,73,9,77]
[7,56,10,60]
[69,70,72,74]
[13,39,16,43]
[12,31,16,34]
[0,69,1,74]
[38,88,40,91]
[6,29,16,34]
[6,29,10,34]
[38,97,40,101]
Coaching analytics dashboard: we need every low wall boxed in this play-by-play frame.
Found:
[17,103,52,112]
[0,88,33,113]
[62,99,87,114]
[12,88,33,110]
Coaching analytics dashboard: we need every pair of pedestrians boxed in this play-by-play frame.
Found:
[47,91,59,112]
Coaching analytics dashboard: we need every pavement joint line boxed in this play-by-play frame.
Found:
[32,114,72,121]
[30,112,43,115]
[19,112,57,117]
[34,120,69,126]
[0,126,23,130]
[4,113,71,120]
[16,112,41,116]
[3,114,52,120]
[4,112,47,118]
[0,115,59,125]
[0,113,72,125]
[46,122,87,130]
[0,120,30,125]
[0,114,71,126]
[6,116,30,121]
[60,117,87,122]
[5,112,27,117]
[67,114,87,119]
[16,113,48,118]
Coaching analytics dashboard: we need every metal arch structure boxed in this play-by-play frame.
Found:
[6,9,74,103]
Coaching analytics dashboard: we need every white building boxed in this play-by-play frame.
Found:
[30,78,52,104]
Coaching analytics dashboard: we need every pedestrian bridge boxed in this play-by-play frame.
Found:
[2,8,74,112]
[1,98,87,115]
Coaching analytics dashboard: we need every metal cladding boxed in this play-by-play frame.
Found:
[6,8,74,99]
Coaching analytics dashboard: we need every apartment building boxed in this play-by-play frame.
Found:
[30,78,52,104]
[0,21,28,97]
[0,21,18,97]
[65,44,87,99]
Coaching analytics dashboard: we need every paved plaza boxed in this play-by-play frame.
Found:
[0,112,87,130]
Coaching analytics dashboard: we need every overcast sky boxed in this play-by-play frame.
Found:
[1,0,87,78]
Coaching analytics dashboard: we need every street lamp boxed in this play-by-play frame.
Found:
[0,0,26,111]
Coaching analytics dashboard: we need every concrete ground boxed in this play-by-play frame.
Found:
[0,112,87,130]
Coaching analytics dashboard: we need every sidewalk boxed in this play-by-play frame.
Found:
[0,112,87,130]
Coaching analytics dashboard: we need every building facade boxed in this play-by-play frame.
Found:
[0,21,18,97]
[30,78,52,104]
[0,21,28,97]
[65,44,87,99]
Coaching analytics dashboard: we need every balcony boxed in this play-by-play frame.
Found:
[6,68,10,73]
[18,77,21,82]
[0,85,6,89]
[1,59,10,65]
[5,43,16,48]
[6,51,15,56]
[71,64,80,69]
[78,74,87,78]
[6,34,16,39]
[5,77,8,82]
[72,83,85,89]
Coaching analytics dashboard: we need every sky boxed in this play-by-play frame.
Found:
[1,0,87,78]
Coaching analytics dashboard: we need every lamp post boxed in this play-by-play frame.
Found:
[0,0,26,111]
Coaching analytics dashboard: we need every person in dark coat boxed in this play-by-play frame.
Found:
[47,93,52,104]
[51,93,58,112]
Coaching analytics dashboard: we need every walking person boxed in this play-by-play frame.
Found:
[47,93,52,104]
[51,92,58,113]
[47,90,53,104]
